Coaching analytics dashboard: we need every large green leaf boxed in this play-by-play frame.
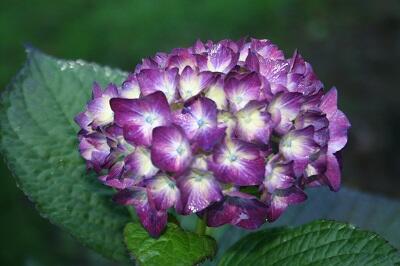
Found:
[124,222,217,266]
[218,220,400,266]
[0,48,131,262]
[204,187,400,265]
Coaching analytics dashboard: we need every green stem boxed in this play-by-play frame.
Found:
[270,134,280,144]
[127,205,137,221]
[195,213,207,235]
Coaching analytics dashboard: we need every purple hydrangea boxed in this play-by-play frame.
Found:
[75,38,350,237]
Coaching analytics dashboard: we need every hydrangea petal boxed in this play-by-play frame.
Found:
[263,187,307,222]
[244,51,260,72]
[224,72,262,112]
[323,153,341,192]
[259,59,289,93]
[74,111,92,132]
[173,97,225,151]
[198,43,238,73]
[178,170,223,214]
[191,39,207,54]
[267,92,303,135]
[264,155,296,193]
[78,132,110,172]
[319,87,351,153]
[280,126,320,161]
[327,110,351,153]
[250,38,285,60]
[304,146,328,180]
[113,187,167,237]
[110,91,171,146]
[124,146,159,180]
[167,51,197,73]
[235,101,272,145]
[191,154,209,171]
[87,83,119,127]
[217,111,236,137]
[206,191,268,229]
[210,139,265,186]
[151,125,192,173]
[118,76,141,99]
[295,110,329,146]
[178,66,213,101]
[287,51,323,95]
[205,76,228,110]
[147,174,180,210]
[99,161,136,189]
[137,68,178,103]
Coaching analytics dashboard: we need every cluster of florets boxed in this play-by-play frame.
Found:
[75,38,350,237]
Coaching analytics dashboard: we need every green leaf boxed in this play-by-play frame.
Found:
[219,220,400,266]
[124,222,217,266]
[0,48,131,262]
[205,187,400,265]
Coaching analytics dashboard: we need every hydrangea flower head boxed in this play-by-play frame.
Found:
[75,38,350,237]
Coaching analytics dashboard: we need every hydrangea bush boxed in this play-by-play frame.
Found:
[75,38,350,237]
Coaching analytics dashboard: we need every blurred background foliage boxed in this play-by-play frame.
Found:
[0,0,399,265]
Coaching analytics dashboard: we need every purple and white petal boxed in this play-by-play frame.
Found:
[113,187,167,237]
[319,87,351,153]
[304,146,327,179]
[238,43,251,63]
[152,52,169,68]
[267,92,304,135]
[206,191,268,229]
[110,91,171,146]
[151,125,192,173]
[78,132,110,172]
[322,153,341,192]
[279,126,320,161]
[205,75,228,110]
[287,51,323,95]
[319,87,338,116]
[173,97,225,151]
[74,111,92,132]
[197,43,238,74]
[137,68,179,103]
[235,101,272,145]
[259,58,289,93]
[124,146,159,181]
[87,83,119,127]
[250,38,285,61]
[218,39,241,53]
[244,51,260,72]
[104,125,136,156]
[167,51,197,73]
[327,110,350,153]
[147,174,180,210]
[263,187,307,222]
[177,170,223,214]
[191,154,209,171]
[191,39,207,54]
[210,139,265,186]
[264,155,296,193]
[99,161,136,189]
[178,66,214,101]
[295,110,329,146]
[217,111,237,137]
[119,76,141,99]
[224,72,262,112]
[301,90,324,111]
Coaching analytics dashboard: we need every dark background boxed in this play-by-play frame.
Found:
[1,0,399,265]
